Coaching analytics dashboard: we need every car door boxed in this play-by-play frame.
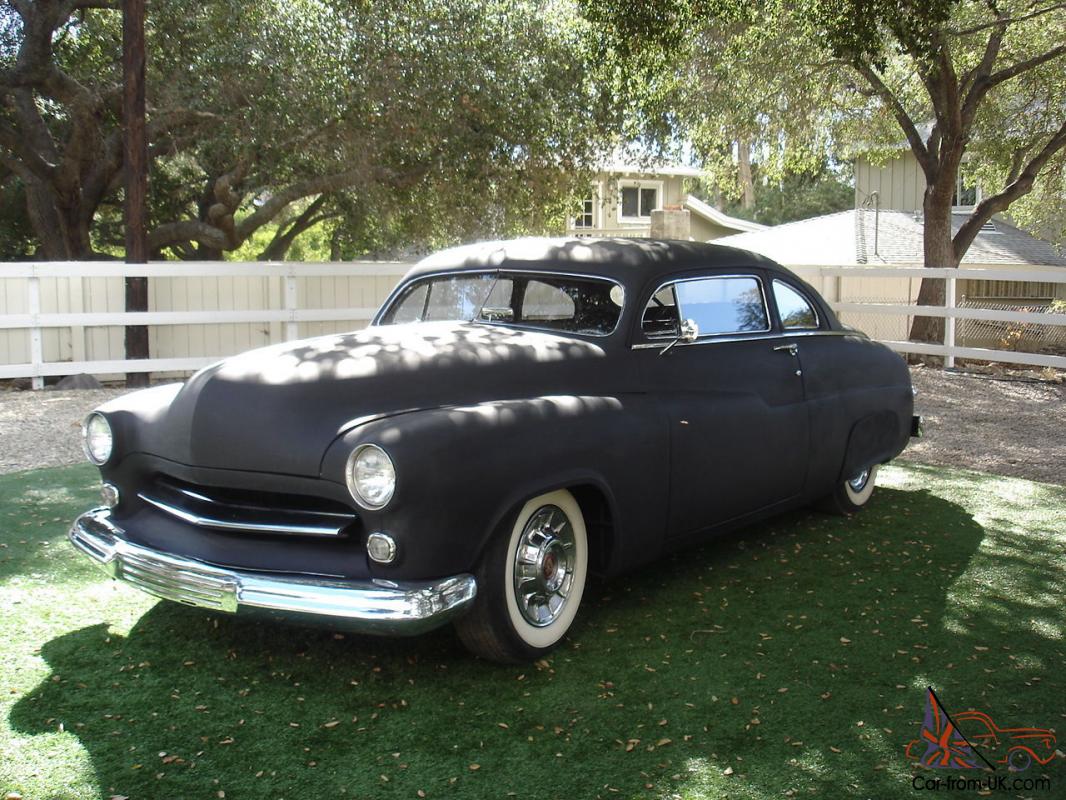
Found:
[635,270,809,537]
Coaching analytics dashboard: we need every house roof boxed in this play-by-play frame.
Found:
[683,195,767,234]
[598,161,704,178]
[714,209,1066,267]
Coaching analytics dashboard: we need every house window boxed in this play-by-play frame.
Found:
[952,170,980,211]
[573,197,595,228]
[618,180,662,222]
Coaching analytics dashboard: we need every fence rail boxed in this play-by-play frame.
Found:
[1,260,1064,387]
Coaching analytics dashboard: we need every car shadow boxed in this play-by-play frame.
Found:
[10,485,1055,799]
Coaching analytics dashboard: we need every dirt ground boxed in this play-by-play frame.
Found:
[899,366,1065,485]
[1,366,1064,484]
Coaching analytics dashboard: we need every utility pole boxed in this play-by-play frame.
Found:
[123,0,149,388]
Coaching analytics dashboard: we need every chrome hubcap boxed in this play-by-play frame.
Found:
[512,504,575,627]
[848,469,871,492]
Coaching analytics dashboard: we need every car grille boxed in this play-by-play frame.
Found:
[138,475,357,538]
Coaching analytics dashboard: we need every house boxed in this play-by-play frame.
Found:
[565,161,764,241]
[716,209,1066,349]
[715,145,1065,351]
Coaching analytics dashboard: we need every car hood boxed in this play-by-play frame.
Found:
[141,321,611,476]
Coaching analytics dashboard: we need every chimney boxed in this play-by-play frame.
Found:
[650,205,691,240]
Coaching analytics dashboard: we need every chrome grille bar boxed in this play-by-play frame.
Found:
[137,478,357,538]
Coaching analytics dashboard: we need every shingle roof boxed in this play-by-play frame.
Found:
[715,210,1066,267]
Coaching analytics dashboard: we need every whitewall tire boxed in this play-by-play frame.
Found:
[456,489,588,662]
[820,464,879,515]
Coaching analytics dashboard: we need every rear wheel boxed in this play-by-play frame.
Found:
[819,464,879,515]
[456,489,588,663]
[1008,748,1033,772]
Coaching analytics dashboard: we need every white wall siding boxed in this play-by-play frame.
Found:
[855,152,925,212]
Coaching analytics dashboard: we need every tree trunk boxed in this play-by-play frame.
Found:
[908,187,959,344]
[737,137,755,210]
[23,180,94,259]
[123,0,150,388]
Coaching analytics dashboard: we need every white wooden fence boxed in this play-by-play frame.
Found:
[1,260,1064,388]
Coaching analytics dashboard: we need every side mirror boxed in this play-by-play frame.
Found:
[660,318,699,356]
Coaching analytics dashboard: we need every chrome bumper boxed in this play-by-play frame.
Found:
[68,508,477,635]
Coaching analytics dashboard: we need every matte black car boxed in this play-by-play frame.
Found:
[70,238,920,662]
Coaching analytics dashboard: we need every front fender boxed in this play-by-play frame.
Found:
[321,394,667,580]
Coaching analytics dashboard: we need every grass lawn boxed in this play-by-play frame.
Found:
[1,463,1063,799]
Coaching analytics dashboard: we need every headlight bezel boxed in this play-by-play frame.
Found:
[345,443,396,510]
[82,412,114,466]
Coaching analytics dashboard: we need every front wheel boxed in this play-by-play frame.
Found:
[818,464,879,515]
[455,489,588,663]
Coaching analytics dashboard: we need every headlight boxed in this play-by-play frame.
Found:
[346,444,395,509]
[82,412,113,465]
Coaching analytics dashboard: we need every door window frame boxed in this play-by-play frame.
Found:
[632,270,772,347]
[770,278,822,332]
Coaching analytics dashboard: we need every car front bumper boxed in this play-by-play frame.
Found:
[68,508,477,635]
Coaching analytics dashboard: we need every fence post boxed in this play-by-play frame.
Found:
[284,272,298,341]
[944,272,956,369]
[28,267,44,390]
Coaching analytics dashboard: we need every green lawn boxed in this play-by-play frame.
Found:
[1,463,1063,799]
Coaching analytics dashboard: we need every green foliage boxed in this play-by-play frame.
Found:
[2,463,1065,798]
[581,0,1066,243]
[694,162,854,227]
[2,1,616,260]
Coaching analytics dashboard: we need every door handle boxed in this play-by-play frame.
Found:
[773,343,798,356]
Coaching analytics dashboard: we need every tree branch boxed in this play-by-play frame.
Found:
[851,60,931,175]
[0,118,56,180]
[960,12,1006,113]
[147,219,230,253]
[258,195,329,260]
[953,118,1066,260]
[987,44,1066,88]
[949,2,1066,36]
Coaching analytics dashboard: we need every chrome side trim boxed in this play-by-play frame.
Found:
[630,329,860,350]
[69,508,477,635]
[137,491,352,537]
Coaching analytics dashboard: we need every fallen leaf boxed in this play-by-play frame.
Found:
[723,766,734,776]
[839,637,851,645]
[323,720,340,729]
[469,763,481,771]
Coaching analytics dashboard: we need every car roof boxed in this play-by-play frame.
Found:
[406,237,790,290]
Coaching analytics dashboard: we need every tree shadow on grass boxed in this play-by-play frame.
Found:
[10,486,1063,799]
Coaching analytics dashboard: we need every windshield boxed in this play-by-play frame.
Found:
[377,271,624,337]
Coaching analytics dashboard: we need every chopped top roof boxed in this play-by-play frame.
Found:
[409,237,787,289]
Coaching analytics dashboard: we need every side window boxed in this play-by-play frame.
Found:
[773,280,819,329]
[641,285,680,338]
[522,280,576,321]
[675,276,769,336]
[386,283,429,324]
